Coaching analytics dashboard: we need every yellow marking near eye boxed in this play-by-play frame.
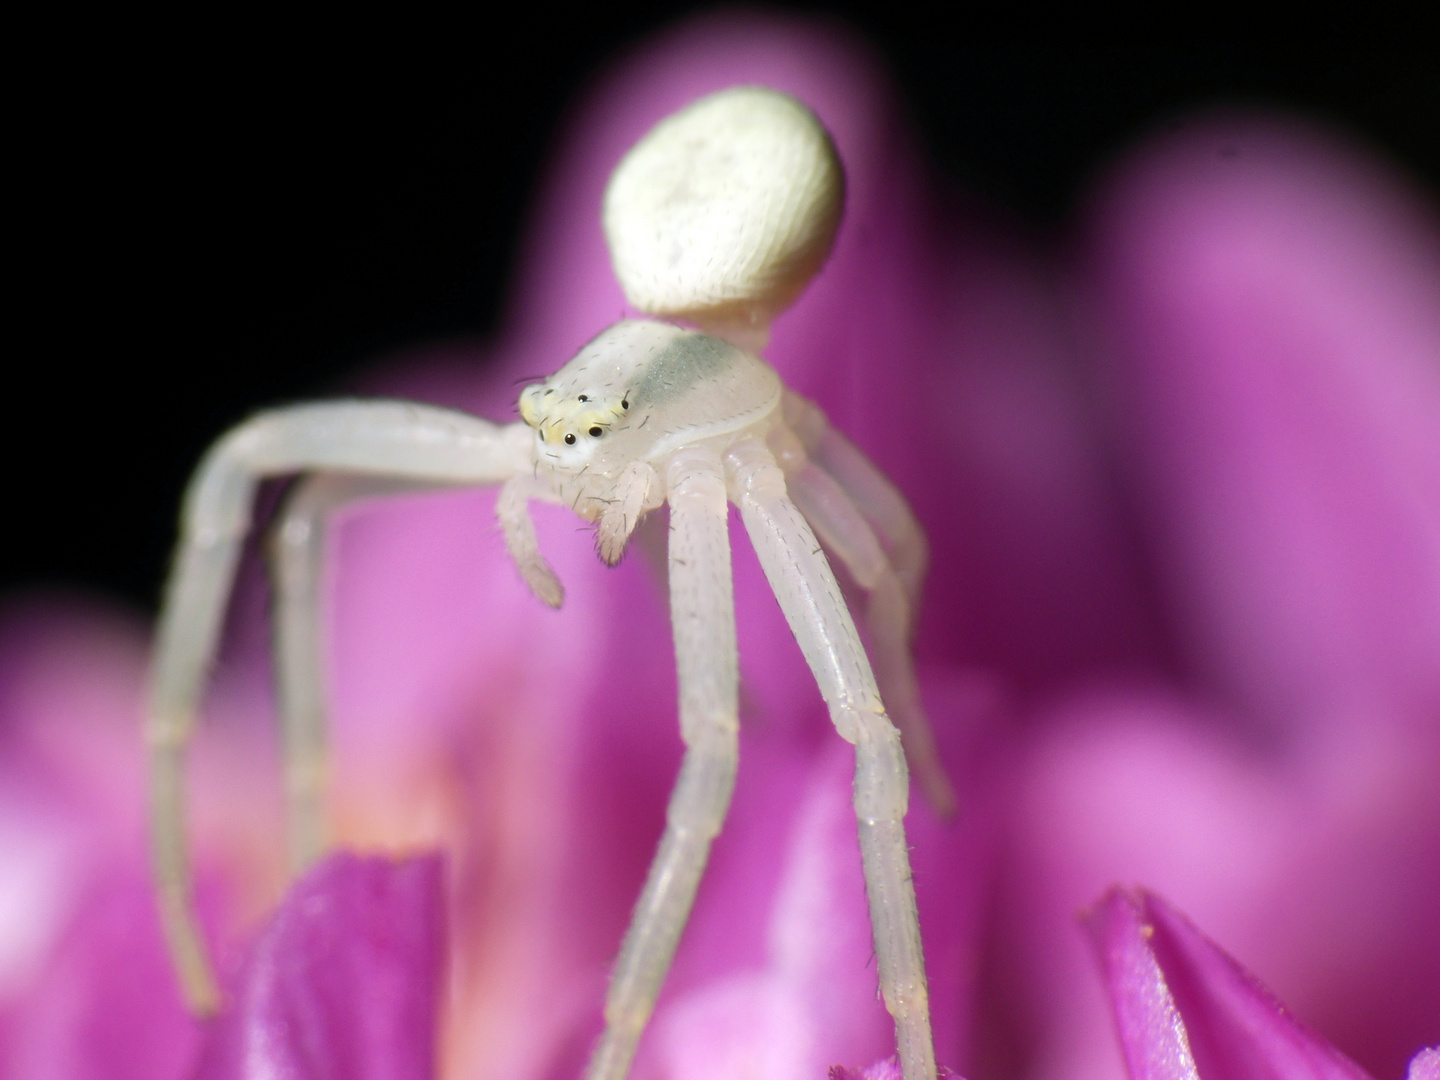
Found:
[519,386,546,428]
[525,395,628,445]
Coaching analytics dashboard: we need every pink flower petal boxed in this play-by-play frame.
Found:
[1088,115,1440,735]
[1084,889,1200,1080]
[830,1057,904,1080]
[195,852,445,1080]
[1409,1048,1440,1080]
[0,600,240,1080]
[1087,888,1376,1080]
[3,865,207,1080]
[1139,890,1378,1080]
[830,1054,970,1080]
[1000,110,1440,1080]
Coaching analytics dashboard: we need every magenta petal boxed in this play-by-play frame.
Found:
[1087,887,1378,1080]
[1087,116,1440,731]
[2,865,206,1080]
[1085,888,1201,1080]
[829,1058,904,1080]
[1138,891,1374,1080]
[829,1055,971,1080]
[196,852,444,1080]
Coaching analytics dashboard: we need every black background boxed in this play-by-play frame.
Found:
[9,15,1436,613]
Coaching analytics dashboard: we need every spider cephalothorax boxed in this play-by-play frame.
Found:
[147,87,947,1080]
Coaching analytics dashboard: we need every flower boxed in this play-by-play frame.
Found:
[2,16,1437,1080]
[1086,888,1439,1080]
[194,852,445,1080]
[1085,888,1372,1080]
[988,110,1440,1080]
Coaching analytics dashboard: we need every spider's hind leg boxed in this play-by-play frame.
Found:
[270,473,447,872]
[771,417,956,819]
[147,401,531,1015]
[783,391,928,610]
[149,538,243,1015]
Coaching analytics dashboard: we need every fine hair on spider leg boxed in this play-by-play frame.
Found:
[145,85,946,1080]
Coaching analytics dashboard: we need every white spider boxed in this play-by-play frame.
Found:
[147,86,953,1080]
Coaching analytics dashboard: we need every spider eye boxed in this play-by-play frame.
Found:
[577,394,588,402]
[564,433,576,445]
[621,399,629,410]
[588,426,603,437]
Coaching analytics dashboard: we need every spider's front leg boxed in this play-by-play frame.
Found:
[497,475,566,607]
[587,445,739,1080]
[147,401,530,1012]
[727,435,937,1080]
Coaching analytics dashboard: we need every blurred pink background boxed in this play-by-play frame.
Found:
[2,17,1436,1080]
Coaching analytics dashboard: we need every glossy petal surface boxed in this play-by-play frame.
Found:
[196,852,444,1080]
[1085,890,1200,1080]
[1088,890,1374,1080]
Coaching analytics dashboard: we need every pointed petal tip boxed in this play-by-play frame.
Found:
[1084,886,1200,1080]
[1138,889,1374,1080]
[1087,886,1378,1080]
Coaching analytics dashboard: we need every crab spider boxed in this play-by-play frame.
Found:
[146,86,953,1080]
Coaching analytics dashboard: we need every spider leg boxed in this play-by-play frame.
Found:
[728,436,936,1080]
[586,446,738,1080]
[776,440,957,819]
[271,473,454,873]
[783,390,929,615]
[147,402,529,1014]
